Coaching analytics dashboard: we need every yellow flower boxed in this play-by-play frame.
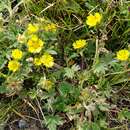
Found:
[95,13,102,23]
[73,39,87,49]
[34,58,42,66]
[27,35,44,53]
[27,23,39,34]
[116,49,129,61]
[44,23,57,32]
[86,14,97,27]
[86,12,102,27]
[8,60,20,72]
[11,49,23,60]
[41,53,54,68]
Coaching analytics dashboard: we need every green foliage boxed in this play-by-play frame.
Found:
[0,0,130,129]
[118,108,130,121]
[45,115,63,130]
[0,86,8,94]
[64,64,80,79]
[93,62,108,75]
[59,81,72,95]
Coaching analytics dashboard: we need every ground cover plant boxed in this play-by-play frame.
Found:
[0,0,130,130]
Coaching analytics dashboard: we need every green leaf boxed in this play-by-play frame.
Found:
[118,109,130,121]
[64,67,74,79]
[0,86,7,94]
[71,64,80,72]
[0,55,7,69]
[68,53,79,61]
[28,89,37,99]
[99,120,108,128]
[91,123,101,130]
[53,96,66,111]
[123,110,130,119]
[45,115,63,130]
[118,111,125,121]
[98,104,109,111]
[59,81,72,95]
[93,62,108,75]
[64,64,80,79]
[46,49,57,55]
[111,74,129,85]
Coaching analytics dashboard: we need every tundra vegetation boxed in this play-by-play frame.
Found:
[0,0,130,130]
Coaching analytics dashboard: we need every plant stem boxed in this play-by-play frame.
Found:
[93,37,99,66]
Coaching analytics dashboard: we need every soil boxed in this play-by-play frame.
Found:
[4,119,73,130]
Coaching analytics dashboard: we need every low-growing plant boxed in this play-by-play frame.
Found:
[0,0,130,130]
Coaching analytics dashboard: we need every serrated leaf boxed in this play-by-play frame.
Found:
[71,64,80,72]
[123,110,130,119]
[93,62,108,75]
[91,123,100,130]
[0,86,7,94]
[59,81,72,95]
[98,104,109,111]
[99,120,107,128]
[64,67,74,79]
[118,109,130,121]
[46,115,63,130]
[68,53,79,61]
[54,96,66,111]
[64,64,80,79]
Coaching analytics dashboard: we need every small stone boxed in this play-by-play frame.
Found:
[18,119,28,129]
[128,123,130,129]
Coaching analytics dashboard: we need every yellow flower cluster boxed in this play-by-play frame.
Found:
[8,49,23,72]
[8,20,57,72]
[72,12,102,50]
[27,23,39,34]
[34,53,54,68]
[27,22,57,34]
[73,39,87,49]
[44,23,57,32]
[27,35,44,53]
[116,49,129,61]
[86,12,102,27]
[26,23,55,68]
